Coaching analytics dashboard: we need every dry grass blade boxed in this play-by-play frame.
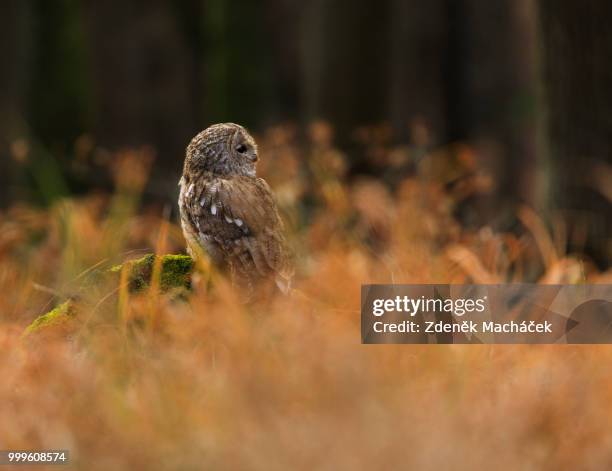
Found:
[445,244,501,283]
[518,205,558,269]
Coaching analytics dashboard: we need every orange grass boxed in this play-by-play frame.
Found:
[1,137,611,470]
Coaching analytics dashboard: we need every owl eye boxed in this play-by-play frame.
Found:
[235,144,247,154]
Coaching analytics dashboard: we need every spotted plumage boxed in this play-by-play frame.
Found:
[179,123,293,299]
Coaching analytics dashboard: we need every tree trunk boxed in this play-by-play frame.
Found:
[538,0,612,266]
[0,1,33,205]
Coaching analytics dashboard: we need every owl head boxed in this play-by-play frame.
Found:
[185,123,259,177]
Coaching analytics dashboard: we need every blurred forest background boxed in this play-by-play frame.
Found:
[0,0,610,265]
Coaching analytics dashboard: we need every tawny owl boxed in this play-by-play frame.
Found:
[179,123,293,299]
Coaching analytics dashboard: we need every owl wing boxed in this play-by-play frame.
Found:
[190,175,293,291]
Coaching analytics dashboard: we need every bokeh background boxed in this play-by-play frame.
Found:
[1,1,612,469]
[1,0,610,265]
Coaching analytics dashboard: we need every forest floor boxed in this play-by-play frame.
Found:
[1,139,611,470]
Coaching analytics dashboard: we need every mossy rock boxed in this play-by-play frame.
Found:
[110,254,194,292]
[23,300,77,336]
[24,254,195,336]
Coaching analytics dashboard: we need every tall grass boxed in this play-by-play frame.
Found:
[1,129,611,470]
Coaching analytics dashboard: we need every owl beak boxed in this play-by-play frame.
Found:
[249,153,259,163]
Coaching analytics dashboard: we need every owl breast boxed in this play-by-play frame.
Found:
[179,177,224,264]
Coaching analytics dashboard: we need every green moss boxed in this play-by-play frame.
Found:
[23,300,76,336]
[111,254,194,292]
[24,254,195,337]
[159,254,195,291]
